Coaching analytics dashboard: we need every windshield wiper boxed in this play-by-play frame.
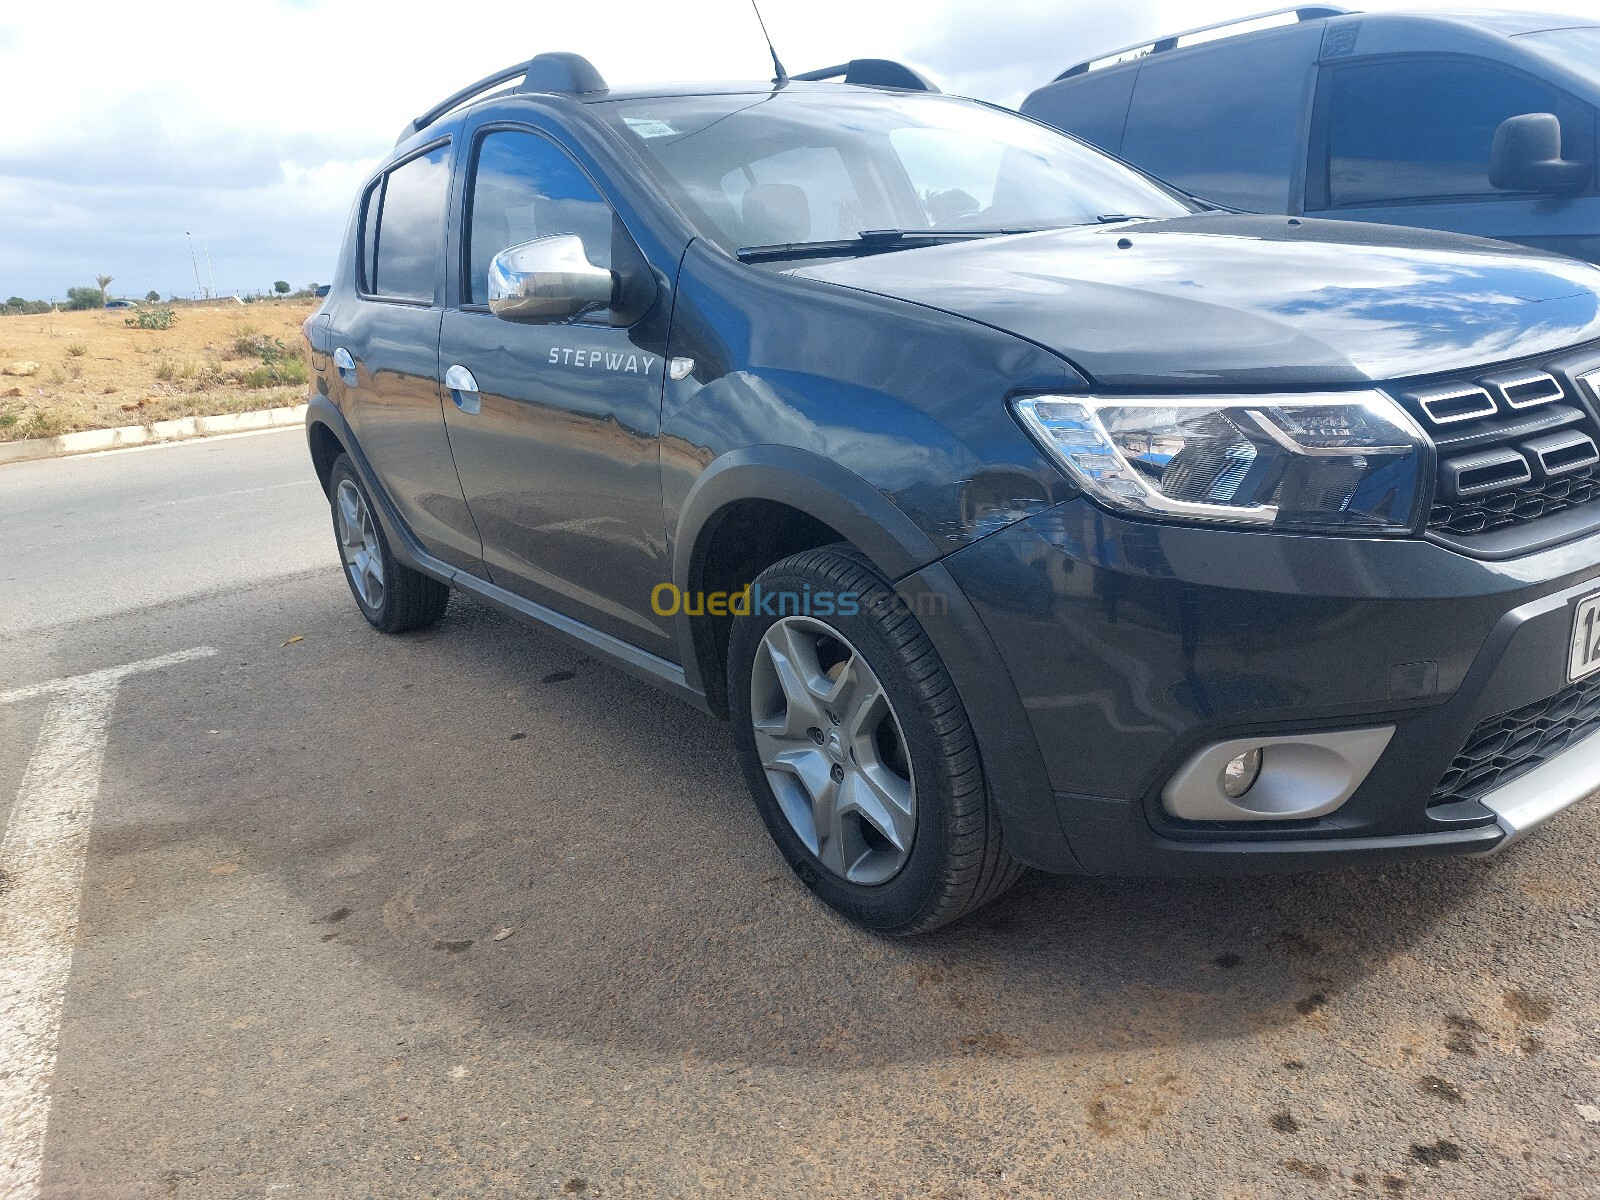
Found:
[737,227,1037,264]
[1094,213,1164,224]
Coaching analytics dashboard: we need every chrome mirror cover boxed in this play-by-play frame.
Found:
[488,235,614,323]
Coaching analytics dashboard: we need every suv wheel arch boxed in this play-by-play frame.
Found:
[307,417,346,497]
[673,448,945,715]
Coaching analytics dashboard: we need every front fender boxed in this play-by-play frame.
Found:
[672,445,944,594]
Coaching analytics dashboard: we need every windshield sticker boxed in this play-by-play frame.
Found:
[623,116,679,139]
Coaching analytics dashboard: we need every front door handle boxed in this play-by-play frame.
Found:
[445,364,481,415]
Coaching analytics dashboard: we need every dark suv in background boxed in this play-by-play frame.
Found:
[305,52,1600,934]
[1023,6,1600,264]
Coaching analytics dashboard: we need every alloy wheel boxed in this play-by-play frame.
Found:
[749,616,917,885]
[335,478,385,611]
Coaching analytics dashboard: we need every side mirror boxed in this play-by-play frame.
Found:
[488,235,614,324]
[1490,113,1588,195]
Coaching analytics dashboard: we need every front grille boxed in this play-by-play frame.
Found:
[1430,673,1600,808]
[1429,465,1599,537]
[1400,360,1600,538]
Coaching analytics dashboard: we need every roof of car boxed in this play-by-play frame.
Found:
[1439,10,1600,37]
[578,80,876,103]
[1051,6,1596,82]
[397,54,941,146]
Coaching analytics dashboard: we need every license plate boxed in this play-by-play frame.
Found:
[1571,593,1600,680]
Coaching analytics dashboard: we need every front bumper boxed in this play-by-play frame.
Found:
[1478,725,1600,843]
[939,498,1600,876]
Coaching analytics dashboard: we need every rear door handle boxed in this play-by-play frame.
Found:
[445,364,481,415]
[333,347,358,387]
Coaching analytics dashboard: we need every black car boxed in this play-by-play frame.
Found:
[303,52,1600,934]
[1021,8,1600,265]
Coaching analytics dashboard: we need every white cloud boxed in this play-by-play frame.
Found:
[1,0,1594,298]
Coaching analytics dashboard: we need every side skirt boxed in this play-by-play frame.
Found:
[311,401,709,714]
[445,565,709,713]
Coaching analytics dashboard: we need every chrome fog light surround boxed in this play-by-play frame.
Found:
[1162,727,1395,822]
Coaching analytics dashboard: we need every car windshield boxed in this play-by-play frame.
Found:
[598,89,1194,256]
[1518,26,1600,81]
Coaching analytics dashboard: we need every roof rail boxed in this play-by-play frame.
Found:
[791,58,940,93]
[396,52,608,145]
[1055,6,1351,80]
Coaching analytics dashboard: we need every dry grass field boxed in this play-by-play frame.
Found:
[0,299,317,441]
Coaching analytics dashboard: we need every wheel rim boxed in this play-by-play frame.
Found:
[750,616,916,885]
[334,478,385,610]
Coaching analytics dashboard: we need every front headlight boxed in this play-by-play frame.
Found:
[1012,390,1430,533]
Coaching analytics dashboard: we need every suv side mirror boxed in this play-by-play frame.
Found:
[1490,113,1588,195]
[488,235,614,324]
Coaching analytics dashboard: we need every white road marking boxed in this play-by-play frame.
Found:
[152,481,306,508]
[0,647,216,1199]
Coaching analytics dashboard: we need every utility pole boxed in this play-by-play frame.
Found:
[186,232,204,299]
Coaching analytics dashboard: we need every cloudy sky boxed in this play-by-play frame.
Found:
[1,0,1593,301]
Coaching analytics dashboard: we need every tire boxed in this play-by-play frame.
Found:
[328,454,450,634]
[727,544,1024,935]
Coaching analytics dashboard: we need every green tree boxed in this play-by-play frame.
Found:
[65,286,103,310]
[95,274,114,306]
[145,290,160,302]
[273,280,290,295]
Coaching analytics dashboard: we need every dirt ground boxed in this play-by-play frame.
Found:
[0,299,316,441]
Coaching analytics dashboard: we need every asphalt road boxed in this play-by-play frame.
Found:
[2,429,1599,1199]
[0,430,329,636]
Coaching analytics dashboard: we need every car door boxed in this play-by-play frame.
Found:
[438,123,673,658]
[1304,56,1600,264]
[333,140,483,570]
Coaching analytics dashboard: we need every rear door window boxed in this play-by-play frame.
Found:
[366,144,451,303]
[1325,59,1581,206]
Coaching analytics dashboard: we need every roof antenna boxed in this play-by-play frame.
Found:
[750,0,789,86]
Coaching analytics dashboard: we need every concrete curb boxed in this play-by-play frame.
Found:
[0,405,307,466]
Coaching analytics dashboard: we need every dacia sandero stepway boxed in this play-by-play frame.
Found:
[303,53,1600,932]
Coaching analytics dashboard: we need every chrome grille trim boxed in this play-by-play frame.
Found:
[1441,447,1533,499]
[1525,429,1600,479]
[1403,350,1600,540]
[1405,382,1498,427]
[1482,369,1564,411]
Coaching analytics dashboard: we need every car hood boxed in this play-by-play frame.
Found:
[790,214,1600,388]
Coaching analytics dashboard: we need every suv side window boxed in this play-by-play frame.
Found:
[358,180,380,293]
[1022,69,1138,155]
[1326,59,1576,206]
[1118,24,1321,211]
[464,129,614,304]
[365,143,451,303]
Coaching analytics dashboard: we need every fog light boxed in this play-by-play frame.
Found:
[1162,726,1395,822]
[1221,748,1262,798]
